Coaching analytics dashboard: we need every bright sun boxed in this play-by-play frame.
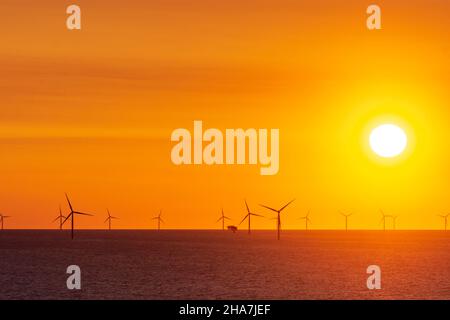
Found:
[369,124,408,158]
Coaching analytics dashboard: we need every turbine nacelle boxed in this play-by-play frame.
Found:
[340,210,354,217]
[62,193,94,239]
[105,209,119,223]
[259,199,295,240]
[152,210,164,230]
[300,210,311,221]
[216,209,231,223]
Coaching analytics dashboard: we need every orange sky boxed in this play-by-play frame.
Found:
[1,0,450,230]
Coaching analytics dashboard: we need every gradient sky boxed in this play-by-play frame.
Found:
[1,0,450,229]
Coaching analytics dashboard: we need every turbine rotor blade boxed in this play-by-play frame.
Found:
[65,193,73,212]
[239,214,249,225]
[62,213,73,225]
[279,199,296,212]
[259,204,278,213]
[245,200,250,214]
[74,211,93,216]
[250,213,264,218]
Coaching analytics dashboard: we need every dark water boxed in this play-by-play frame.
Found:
[0,230,449,300]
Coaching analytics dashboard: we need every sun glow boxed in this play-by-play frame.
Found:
[369,124,408,158]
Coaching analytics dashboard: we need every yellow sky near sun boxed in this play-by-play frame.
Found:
[0,0,450,229]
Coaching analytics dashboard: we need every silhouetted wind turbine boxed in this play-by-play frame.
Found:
[392,215,398,230]
[61,193,94,239]
[216,208,231,231]
[104,209,119,230]
[340,211,353,231]
[438,213,449,231]
[379,209,392,231]
[299,211,311,230]
[240,200,264,235]
[153,210,164,230]
[260,199,295,240]
[52,205,66,230]
[0,214,11,230]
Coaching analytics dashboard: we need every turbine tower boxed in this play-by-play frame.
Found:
[0,214,11,230]
[52,205,66,230]
[438,214,449,231]
[216,208,231,231]
[379,209,392,231]
[340,211,353,231]
[392,215,398,230]
[153,210,164,230]
[61,193,94,239]
[260,199,295,240]
[240,200,264,235]
[104,209,119,230]
[299,211,311,230]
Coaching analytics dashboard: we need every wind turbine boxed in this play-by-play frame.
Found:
[0,214,11,230]
[392,215,398,230]
[153,210,164,230]
[379,209,392,231]
[299,211,311,230]
[52,205,66,230]
[240,200,264,235]
[104,209,119,230]
[340,211,353,231]
[61,193,94,239]
[438,213,449,231]
[260,199,295,240]
[216,208,231,231]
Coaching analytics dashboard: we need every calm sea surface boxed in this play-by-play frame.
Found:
[0,230,449,300]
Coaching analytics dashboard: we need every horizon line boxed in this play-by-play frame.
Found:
[0,228,446,232]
